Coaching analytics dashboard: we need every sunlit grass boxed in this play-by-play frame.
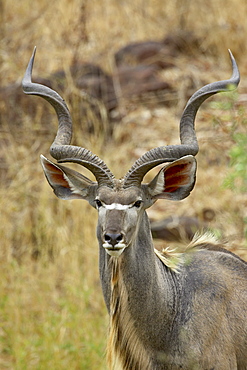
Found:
[0,258,107,369]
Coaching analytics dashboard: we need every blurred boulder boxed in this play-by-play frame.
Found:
[113,64,173,102]
[114,31,201,68]
[162,30,201,56]
[1,31,201,138]
[0,65,115,140]
[0,59,173,136]
[52,63,118,112]
[0,76,53,120]
[151,215,206,242]
[0,76,54,134]
[115,40,175,69]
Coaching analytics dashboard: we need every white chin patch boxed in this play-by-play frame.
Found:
[103,243,126,257]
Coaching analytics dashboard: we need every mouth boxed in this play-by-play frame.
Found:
[103,243,126,257]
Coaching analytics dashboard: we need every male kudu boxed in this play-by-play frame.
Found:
[23,48,247,369]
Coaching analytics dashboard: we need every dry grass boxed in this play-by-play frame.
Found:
[1,0,247,368]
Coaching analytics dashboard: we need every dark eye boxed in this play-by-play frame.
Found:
[133,200,142,208]
[95,199,103,208]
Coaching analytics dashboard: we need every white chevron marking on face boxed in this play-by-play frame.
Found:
[103,203,131,210]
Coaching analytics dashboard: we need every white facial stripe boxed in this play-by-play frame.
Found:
[103,242,127,257]
[103,203,131,210]
[104,247,126,257]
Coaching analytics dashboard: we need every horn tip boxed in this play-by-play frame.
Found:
[32,46,37,59]
[227,49,240,86]
[22,46,37,89]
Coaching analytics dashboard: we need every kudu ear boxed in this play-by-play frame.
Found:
[40,155,97,201]
[147,155,197,201]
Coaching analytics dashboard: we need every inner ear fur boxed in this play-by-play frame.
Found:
[40,155,97,200]
[147,155,197,201]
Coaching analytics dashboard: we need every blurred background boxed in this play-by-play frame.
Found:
[1,0,247,368]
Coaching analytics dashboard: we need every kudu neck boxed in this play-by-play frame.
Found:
[98,210,174,313]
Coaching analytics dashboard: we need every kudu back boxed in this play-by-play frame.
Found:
[23,48,247,370]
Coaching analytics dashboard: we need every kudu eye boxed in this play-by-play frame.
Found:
[95,199,103,208]
[133,200,142,208]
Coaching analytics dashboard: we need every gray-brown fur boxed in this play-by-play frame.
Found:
[22,49,247,369]
[98,208,247,369]
[107,258,153,369]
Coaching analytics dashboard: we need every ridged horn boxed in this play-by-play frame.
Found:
[123,50,240,188]
[22,47,115,187]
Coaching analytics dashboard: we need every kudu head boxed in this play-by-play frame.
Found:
[22,48,240,257]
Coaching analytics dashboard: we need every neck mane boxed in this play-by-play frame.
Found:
[107,257,154,370]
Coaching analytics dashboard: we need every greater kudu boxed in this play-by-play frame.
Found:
[23,48,247,370]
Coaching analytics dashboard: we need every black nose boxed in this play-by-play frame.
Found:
[104,233,123,247]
